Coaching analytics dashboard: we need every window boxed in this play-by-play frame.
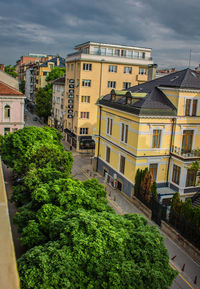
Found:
[134,51,139,58]
[172,164,181,185]
[49,64,54,69]
[121,123,128,143]
[100,48,106,55]
[185,99,191,116]
[4,127,10,135]
[67,64,70,71]
[124,67,132,74]
[80,128,88,135]
[127,51,132,58]
[109,65,117,73]
[123,82,131,89]
[82,80,91,87]
[83,63,92,71]
[192,100,197,116]
[139,68,146,75]
[108,81,116,88]
[56,97,60,104]
[115,49,120,56]
[119,155,125,174]
[4,105,10,118]
[43,72,48,76]
[106,147,111,163]
[108,48,113,56]
[81,96,90,103]
[152,130,161,148]
[12,128,18,132]
[93,47,99,55]
[121,50,126,57]
[71,64,74,71]
[106,118,113,135]
[182,130,193,153]
[80,112,89,119]
[186,170,196,187]
[149,164,158,181]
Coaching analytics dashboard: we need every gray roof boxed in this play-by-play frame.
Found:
[52,75,65,85]
[98,68,200,116]
[40,56,65,68]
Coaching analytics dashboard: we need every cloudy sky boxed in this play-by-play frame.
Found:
[0,0,200,69]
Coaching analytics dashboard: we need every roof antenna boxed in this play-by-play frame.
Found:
[188,49,192,68]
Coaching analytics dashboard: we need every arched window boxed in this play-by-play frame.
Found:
[4,105,10,118]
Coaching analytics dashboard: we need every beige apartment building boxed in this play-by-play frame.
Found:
[64,41,156,151]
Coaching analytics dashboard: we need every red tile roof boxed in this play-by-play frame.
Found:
[0,81,23,96]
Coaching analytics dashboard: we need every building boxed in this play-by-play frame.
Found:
[16,53,53,82]
[50,76,65,130]
[156,68,178,78]
[25,56,65,103]
[94,68,200,202]
[0,81,25,135]
[64,41,156,151]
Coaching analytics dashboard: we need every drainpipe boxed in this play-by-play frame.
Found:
[167,117,176,186]
[96,105,102,171]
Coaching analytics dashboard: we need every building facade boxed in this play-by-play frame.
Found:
[50,76,65,130]
[0,81,25,135]
[94,69,200,202]
[64,41,156,151]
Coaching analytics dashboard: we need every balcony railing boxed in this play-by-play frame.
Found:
[171,145,200,158]
[67,50,152,61]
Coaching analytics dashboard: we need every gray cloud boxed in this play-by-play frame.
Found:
[0,0,200,68]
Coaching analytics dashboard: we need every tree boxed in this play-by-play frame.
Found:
[35,85,52,121]
[19,80,25,94]
[36,67,65,121]
[45,67,65,82]
[0,126,63,174]
[18,210,177,289]
[5,65,18,78]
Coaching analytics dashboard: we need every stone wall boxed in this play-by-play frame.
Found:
[161,221,200,265]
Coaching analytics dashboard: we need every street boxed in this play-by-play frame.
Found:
[3,109,200,289]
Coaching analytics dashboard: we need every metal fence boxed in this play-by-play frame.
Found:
[168,209,200,250]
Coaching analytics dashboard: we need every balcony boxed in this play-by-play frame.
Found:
[67,50,152,61]
[171,145,200,159]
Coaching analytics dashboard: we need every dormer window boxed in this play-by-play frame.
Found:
[110,89,116,101]
[126,92,132,104]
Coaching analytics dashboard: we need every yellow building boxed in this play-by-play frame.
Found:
[94,68,200,201]
[64,41,156,151]
[35,56,65,90]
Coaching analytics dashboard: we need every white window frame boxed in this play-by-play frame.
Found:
[124,67,132,74]
[80,112,89,119]
[108,65,117,73]
[120,123,128,144]
[83,63,92,71]
[81,96,90,103]
[80,128,88,135]
[123,82,131,89]
[139,68,146,75]
[105,145,111,163]
[106,117,113,136]
[82,80,91,87]
[108,81,116,88]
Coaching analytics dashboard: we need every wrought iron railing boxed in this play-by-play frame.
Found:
[171,145,200,158]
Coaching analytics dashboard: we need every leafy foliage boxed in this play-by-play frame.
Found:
[0,126,64,174]
[45,67,65,82]
[18,210,177,289]
[19,80,25,94]
[5,65,18,78]
[36,67,65,121]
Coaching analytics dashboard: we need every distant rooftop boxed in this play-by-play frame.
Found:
[74,41,152,51]
[40,56,65,68]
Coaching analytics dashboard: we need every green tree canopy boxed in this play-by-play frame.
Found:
[0,126,63,174]
[5,65,18,78]
[35,85,52,121]
[45,67,65,82]
[18,210,177,289]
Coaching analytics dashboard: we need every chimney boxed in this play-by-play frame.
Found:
[57,57,60,66]
[148,64,157,81]
[0,64,5,71]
